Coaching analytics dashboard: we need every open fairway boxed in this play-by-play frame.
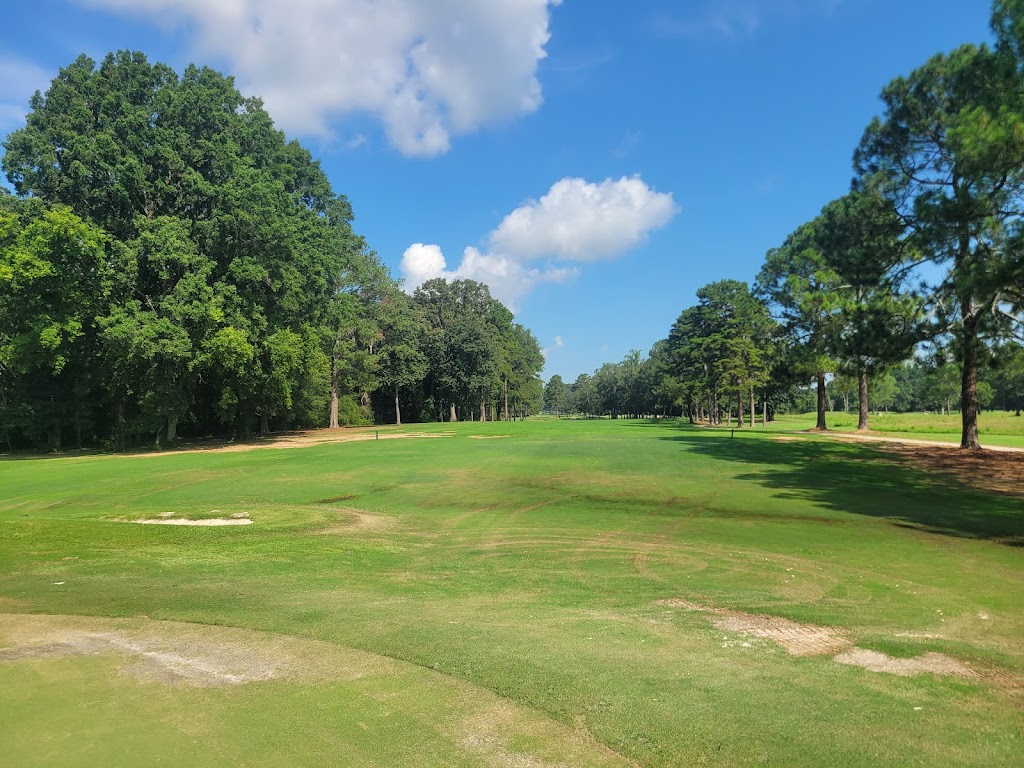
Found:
[1,419,1022,767]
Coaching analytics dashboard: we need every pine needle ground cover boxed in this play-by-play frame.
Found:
[1,419,1021,767]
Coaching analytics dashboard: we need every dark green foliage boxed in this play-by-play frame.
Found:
[411,278,542,422]
[0,52,542,449]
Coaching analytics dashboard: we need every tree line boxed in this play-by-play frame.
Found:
[546,1,1024,448]
[0,52,543,451]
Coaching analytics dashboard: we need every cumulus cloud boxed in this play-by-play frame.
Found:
[489,176,678,262]
[0,54,52,131]
[400,243,576,310]
[76,0,561,156]
[400,176,677,309]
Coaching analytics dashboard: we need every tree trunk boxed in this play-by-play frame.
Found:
[480,400,486,422]
[260,412,270,434]
[749,384,755,428]
[815,372,827,431]
[503,378,509,422]
[118,398,127,451]
[736,388,744,428]
[329,370,340,429]
[167,414,179,444]
[47,423,61,452]
[762,389,767,427]
[960,309,981,449]
[857,365,869,432]
[450,403,458,422]
[394,386,402,426]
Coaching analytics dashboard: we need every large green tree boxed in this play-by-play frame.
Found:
[815,191,923,431]
[758,222,843,431]
[854,6,1024,448]
[0,203,110,449]
[2,51,383,445]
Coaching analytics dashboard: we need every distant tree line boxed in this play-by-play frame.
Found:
[0,52,543,451]
[546,2,1024,448]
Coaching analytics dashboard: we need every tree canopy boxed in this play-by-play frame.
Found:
[0,52,544,450]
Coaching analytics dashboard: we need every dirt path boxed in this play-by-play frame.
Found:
[123,428,455,458]
[823,431,1024,454]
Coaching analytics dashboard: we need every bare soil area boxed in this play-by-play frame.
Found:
[126,428,455,458]
[658,599,1021,691]
[133,518,253,526]
[0,613,389,687]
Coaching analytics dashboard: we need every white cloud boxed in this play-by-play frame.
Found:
[400,243,449,287]
[400,243,576,310]
[490,176,678,262]
[0,55,52,131]
[76,0,561,156]
[400,175,677,309]
[541,335,565,358]
[653,0,843,40]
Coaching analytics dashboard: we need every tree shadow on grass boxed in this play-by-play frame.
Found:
[636,423,1024,546]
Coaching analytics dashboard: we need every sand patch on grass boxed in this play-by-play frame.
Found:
[0,613,385,687]
[834,648,976,678]
[454,702,636,768]
[658,599,850,656]
[133,517,253,526]
[125,428,455,458]
[315,507,396,534]
[712,613,851,657]
[468,435,511,440]
[658,598,1022,690]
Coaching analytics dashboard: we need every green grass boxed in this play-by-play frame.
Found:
[767,410,1024,447]
[1,419,1022,767]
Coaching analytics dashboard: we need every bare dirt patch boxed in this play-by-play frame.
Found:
[658,599,850,656]
[468,435,511,440]
[0,613,387,687]
[315,507,396,535]
[834,648,976,678]
[454,702,636,768]
[659,599,1023,690]
[772,436,805,443]
[712,613,851,657]
[132,517,253,526]
[126,429,455,458]
[462,735,563,768]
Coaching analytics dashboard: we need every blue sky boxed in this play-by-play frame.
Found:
[0,1,994,380]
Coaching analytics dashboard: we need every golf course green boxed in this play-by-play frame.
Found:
[1,419,1021,767]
